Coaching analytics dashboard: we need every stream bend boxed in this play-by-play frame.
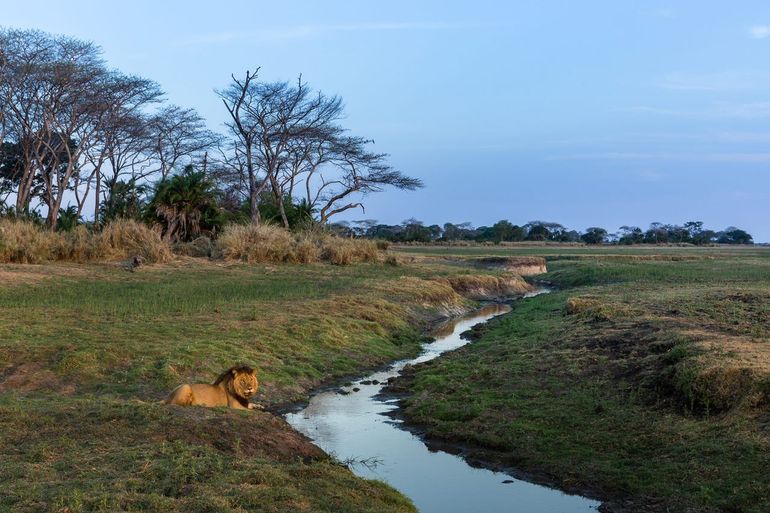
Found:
[285,292,600,513]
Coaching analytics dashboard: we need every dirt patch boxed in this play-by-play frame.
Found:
[0,362,76,394]
[165,406,326,462]
[0,268,46,287]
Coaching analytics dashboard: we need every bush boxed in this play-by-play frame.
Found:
[321,237,379,265]
[0,218,387,266]
[294,236,320,264]
[0,219,64,263]
[216,224,296,264]
[63,226,93,262]
[216,225,381,265]
[94,219,172,263]
[173,237,213,258]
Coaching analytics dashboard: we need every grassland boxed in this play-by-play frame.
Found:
[0,257,532,512]
[391,245,770,513]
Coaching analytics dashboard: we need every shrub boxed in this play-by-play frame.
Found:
[63,226,94,262]
[294,236,320,264]
[216,224,296,264]
[173,237,213,258]
[0,219,63,263]
[94,219,172,263]
[321,237,379,265]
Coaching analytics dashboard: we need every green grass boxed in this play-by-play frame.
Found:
[0,395,414,513]
[395,248,770,512]
[1,259,501,512]
[0,262,458,402]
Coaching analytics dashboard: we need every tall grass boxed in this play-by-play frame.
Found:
[216,224,297,263]
[0,219,64,263]
[216,224,381,265]
[93,219,172,263]
[0,219,385,266]
[0,219,171,264]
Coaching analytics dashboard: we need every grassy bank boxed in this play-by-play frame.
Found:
[391,247,770,512]
[0,257,534,512]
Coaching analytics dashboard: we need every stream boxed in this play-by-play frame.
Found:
[285,292,600,512]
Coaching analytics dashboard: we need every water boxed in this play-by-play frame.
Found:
[285,294,600,513]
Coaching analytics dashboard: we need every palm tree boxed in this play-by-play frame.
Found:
[148,165,223,243]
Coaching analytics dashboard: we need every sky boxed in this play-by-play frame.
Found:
[3,1,770,240]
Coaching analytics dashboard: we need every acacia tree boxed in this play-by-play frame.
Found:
[313,135,422,223]
[1,29,219,229]
[219,69,422,228]
[83,75,163,226]
[7,32,112,229]
[219,69,266,225]
[148,105,219,180]
[0,29,61,216]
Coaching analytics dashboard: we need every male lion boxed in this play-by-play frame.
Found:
[165,365,259,410]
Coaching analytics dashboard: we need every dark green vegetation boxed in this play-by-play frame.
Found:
[393,246,770,512]
[0,259,520,512]
[341,219,754,245]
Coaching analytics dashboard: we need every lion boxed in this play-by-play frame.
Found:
[165,365,259,410]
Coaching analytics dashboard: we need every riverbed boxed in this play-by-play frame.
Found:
[285,295,600,512]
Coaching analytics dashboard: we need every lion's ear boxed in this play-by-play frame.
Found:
[231,368,237,377]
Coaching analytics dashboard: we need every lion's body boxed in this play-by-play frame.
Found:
[165,365,258,410]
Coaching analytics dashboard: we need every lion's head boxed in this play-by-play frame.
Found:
[213,365,258,406]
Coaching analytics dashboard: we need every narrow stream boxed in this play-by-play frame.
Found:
[285,293,600,512]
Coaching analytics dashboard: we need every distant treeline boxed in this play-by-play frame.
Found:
[330,219,754,245]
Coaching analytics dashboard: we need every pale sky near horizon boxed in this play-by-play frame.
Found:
[3,1,770,241]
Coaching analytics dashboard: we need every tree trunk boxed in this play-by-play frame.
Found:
[248,163,261,226]
[270,173,289,229]
[94,167,101,229]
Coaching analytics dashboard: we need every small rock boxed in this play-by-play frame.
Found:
[371,379,380,385]
[502,480,514,484]
[360,380,373,385]
[352,387,360,392]
[338,389,350,395]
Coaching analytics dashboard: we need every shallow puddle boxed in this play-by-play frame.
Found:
[285,294,600,512]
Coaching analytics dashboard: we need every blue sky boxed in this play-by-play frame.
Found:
[4,1,770,240]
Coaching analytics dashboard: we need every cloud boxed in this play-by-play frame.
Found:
[176,22,473,46]
[749,26,770,39]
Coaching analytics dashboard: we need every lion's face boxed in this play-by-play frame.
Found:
[230,368,258,399]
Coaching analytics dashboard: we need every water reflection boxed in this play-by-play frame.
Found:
[286,295,600,513]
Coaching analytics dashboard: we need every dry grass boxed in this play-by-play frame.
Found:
[671,329,770,411]
[443,272,533,300]
[294,236,321,264]
[320,237,379,265]
[216,224,298,263]
[173,236,213,258]
[0,219,64,263]
[216,224,381,265]
[0,219,172,264]
[1,219,386,267]
[565,296,633,321]
[93,219,172,263]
